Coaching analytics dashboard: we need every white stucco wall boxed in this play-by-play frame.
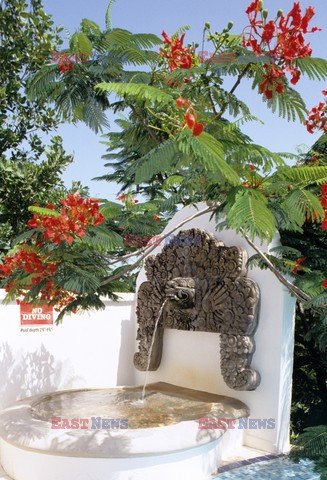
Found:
[134,203,297,454]
[0,292,135,411]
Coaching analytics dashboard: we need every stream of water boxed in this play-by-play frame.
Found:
[141,299,167,402]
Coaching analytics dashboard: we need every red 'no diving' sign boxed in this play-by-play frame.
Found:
[20,303,53,326]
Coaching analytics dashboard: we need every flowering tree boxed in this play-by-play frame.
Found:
[1,0,327,326]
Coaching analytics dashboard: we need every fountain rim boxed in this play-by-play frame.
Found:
[0,382,249,459]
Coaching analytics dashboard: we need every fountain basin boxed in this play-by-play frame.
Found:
[0,382,249,480]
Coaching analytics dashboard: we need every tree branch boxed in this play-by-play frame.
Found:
[101,204,217,285]
[240,228,311,303]
[215,64,251,121]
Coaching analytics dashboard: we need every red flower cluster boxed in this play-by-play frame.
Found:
[320,184,327,230]
[153,215,160,222]
[0,193,106,312]
[58,54,73,74]
[0,249,57,283]
[322,279,327,288]
[176,97,204,136]
[160,31,195,72]
[117,193,139,207]
[243,1,320,98]
[293,256,307,273]
[306,91,327,134]
[27,193,104,244]
[0,249,75,311]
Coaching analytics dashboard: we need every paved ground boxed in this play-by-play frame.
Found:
[0,447,278,479]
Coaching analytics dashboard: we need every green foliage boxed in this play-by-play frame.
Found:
[96,82,175,106]
[227,189,276,242]
[0,0,75,256]
[81,225,125,252]
[133,139,179,184]
[0,139,73,257]
[296,57,327,81]
[275,166,327,186]
[291,425,327,479]
[191,132,241,185]
[281,189,325,224]
[279,138,327,439]
[105,0,116,31]
[26,4,162,132]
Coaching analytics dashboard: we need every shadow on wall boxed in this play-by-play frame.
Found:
[116,318,136,387]
[0,342,81,410]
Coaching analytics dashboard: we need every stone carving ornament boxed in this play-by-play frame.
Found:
[134,228,260,390]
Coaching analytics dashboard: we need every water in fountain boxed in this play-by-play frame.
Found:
[141,299,167,402]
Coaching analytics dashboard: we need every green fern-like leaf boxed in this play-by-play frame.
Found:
[253,75,307,122]
[99,201,123,218]
[83,225,124,251]
[227,189,276,242]
[190,132,241,186]
[129,33,162,49]
[105,0,116,31]
[81,19,101,38]
[95,82,174,106]
[12,228,41,246]
[291,425,327,461]
[61,265,102,294]
[69,32,93,56]
[296,57,327,81]
[281,189,325,223]
[134,139,179,183]
[306,293,327,309]
[28,206,60,217]
[276,166,327,186]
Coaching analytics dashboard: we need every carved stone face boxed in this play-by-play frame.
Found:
[165,278,195,309]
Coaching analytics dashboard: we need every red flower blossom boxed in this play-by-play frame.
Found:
[153,215,160,222]
[243,1,320,99]
[262,20,276,43]
[160,30,195,73]
[117,193,126,202]
[322,279,327,288]
[319,184,327,230]
[176,97,205,137]
[293,256,307,273]
[259,65,284,99]
[27,192,104,245]
[246,0,261,16]
[176,97,191,109]
[306,91,327,134]
[249,164,255,171]
[185,113,196,129]
[117,192,138,207]
[58,54,73,74]
[192,123,205,136]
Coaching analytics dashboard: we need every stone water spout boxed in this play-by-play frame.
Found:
[134,228,261,391]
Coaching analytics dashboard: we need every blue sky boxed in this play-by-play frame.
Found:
[42,0,327,200]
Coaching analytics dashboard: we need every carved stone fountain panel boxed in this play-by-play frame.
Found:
[134,228,260,391]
